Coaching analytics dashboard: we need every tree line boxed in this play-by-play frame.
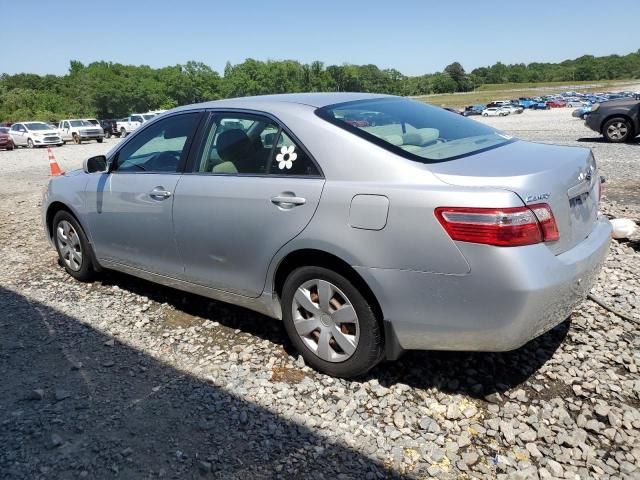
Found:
[1,49,639,121]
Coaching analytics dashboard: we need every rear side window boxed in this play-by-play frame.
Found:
[316,98,513,162]
[194,114,320,177]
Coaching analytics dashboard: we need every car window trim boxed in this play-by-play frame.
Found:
[109,110,206,175]
[183,108,324,179]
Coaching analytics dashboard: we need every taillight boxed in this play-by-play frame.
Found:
[435,203,559,247]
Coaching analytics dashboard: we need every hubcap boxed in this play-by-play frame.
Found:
[607,122,627,140]
[292,279,360,363]
[56,220,83,271]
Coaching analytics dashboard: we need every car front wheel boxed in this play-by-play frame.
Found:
[53,211,95,281]
[603,117,633,143]
[281,266,384,378]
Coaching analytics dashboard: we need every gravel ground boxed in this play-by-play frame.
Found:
[1,110,639,479]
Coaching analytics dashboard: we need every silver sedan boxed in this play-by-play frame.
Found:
[42,93,611,378]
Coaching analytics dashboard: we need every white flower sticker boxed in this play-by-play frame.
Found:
[276,145,297,170]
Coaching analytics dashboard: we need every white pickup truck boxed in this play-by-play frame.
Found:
[58,119,105,144]
[116,114,156,137]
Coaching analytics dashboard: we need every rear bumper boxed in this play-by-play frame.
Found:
[356,216,611,352]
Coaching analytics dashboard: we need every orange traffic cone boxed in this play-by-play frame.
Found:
[48,147,64,176]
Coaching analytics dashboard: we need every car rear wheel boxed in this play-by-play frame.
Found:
[121,128,127,138]
[53,211,95,281]
[97,138,103,143]
[7,141,14,150]
[72,133,81,144]
[281,266,384,378]
[603,117,632,143]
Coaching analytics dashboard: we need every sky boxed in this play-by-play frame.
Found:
[2,0,639,77]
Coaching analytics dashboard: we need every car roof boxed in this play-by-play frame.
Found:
[172,92,395,114]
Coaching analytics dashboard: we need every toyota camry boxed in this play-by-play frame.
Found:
[42,93,611,377]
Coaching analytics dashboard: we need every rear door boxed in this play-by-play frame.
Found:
[84,112,202,276]
[172,112,325,297]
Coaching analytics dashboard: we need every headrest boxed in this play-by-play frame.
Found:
[402,128,440,146]
[216,129,251,163]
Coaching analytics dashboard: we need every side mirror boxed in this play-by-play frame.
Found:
[83,155,109,174]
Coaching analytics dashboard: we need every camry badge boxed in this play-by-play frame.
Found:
[525,193,550,203]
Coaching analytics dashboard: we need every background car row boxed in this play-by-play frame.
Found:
[460,89,639,118]
[0,111,166,149]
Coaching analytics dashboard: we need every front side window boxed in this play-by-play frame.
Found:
[131,116,143,123]
[317,98,513,162]
[195,114,320,176]
[115,113,200,173]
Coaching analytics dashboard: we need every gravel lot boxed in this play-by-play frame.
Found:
[1,110,639,479]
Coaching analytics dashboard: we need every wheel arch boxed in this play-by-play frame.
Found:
[46,201,102,271]
[272,248,403,360]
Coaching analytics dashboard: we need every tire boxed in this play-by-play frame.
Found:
[120,128,127,138]
[482,113,488,117]
[72,133,81,145]
[27,138,34,148]
[52,210,95,282]
[97,138,103,143]
[7,141,14,151]
[602,117,633,143]
[281,266,384,378]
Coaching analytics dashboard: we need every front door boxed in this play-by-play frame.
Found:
[173,113,324,297]
[84,112,202,277]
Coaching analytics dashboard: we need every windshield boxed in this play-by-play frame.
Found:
[70,120,92,127]
[25,122,52,131]
[317,98,513,162]
[143,114,155,121]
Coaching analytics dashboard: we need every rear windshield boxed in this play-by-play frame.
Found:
[316,98,513,162]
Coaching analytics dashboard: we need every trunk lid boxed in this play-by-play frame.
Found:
[428,140,599,255]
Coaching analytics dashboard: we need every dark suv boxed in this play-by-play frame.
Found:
[585,96,640,142]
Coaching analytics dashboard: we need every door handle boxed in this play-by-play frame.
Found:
[149,188,172,199]
[271,195,306,208]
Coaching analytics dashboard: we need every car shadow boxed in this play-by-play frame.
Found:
[96,270,568,400]
[0,286,396,479]
[577,136,640,144]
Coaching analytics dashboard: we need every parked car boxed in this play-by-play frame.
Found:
[566,100,587,107]
[462,105,484,116]
[482,107,509,116]
[100,119,120,138]
[9,122,63,148]
[585,97,640,142]
[572,105,592,119]
[58,119,104,144]
[500,104,524,114]
[531,102,551,110]
[42,93,611,378]
[546,99,567,108]
[117,114,156,137]
[518,98,537,108]
[0,126,15,150]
